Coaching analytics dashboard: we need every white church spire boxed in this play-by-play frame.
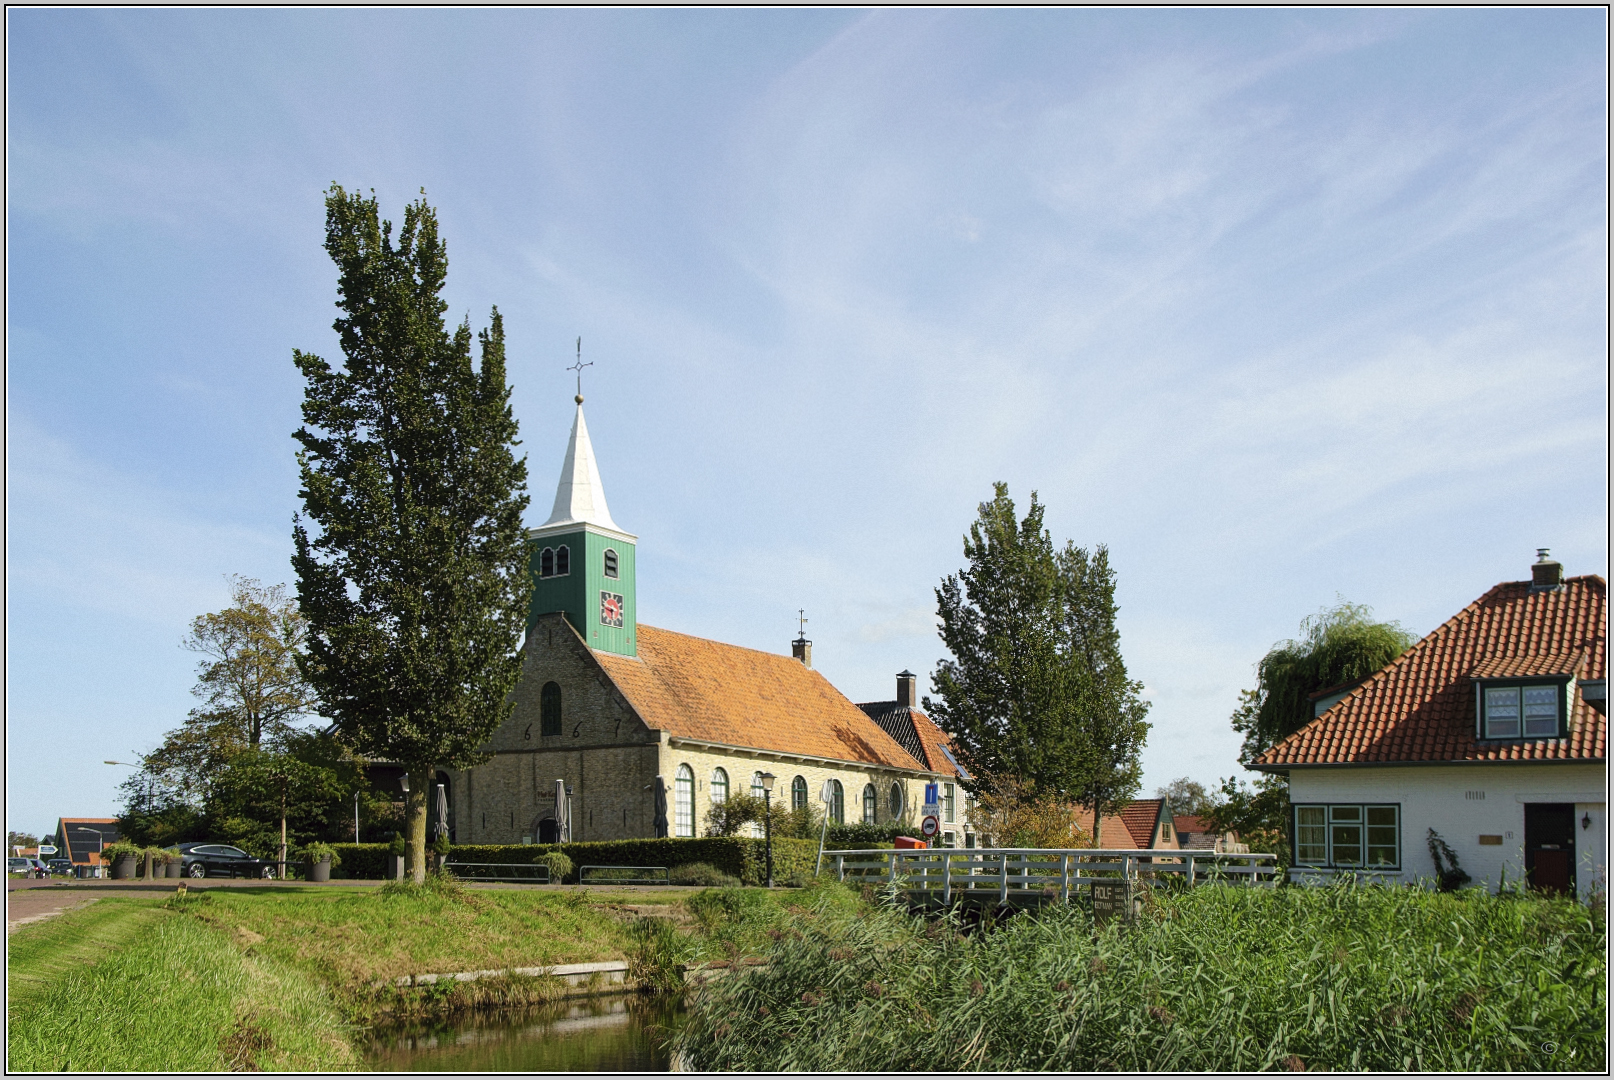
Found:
[542,400,622,532]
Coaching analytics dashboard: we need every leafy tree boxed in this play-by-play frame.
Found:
[705,792,767,837]
[1202,773,1291,868]
[9,831,40,851]
[205,743,351,859]
[966,773,1094,848]
[926,484,1150,845]
[125,577,319,816]
[1232,600,1416,763]
[291,186,530,883]
[1154,777,1214,817]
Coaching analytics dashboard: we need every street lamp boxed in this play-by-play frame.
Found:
[74,827,105,878]
[758,772,776,888]
[105,760,153,815]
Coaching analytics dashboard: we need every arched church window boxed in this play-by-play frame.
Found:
[862,784,877,824]
[674,765,695,837]
[555,545,570,576]
[710,768,729,804]
[539,547,554,577]
[889,782,903,820]
[540,682,562,736]
[792,775,808,811]
[603,548,619,578]
[829,779,845,824]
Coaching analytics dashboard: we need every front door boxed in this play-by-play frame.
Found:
[1523,803,1575,895]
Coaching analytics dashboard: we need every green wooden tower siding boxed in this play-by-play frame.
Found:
[528,526,637,656]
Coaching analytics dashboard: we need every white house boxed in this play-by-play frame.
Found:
[1254,553,1606,900]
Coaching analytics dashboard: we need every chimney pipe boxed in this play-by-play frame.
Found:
[1531,549,1563,592]
[896,670,916,708]
[792,635,812,668]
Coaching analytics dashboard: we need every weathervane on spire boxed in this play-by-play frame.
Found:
[796,609,809,638]
[567,337,592,404]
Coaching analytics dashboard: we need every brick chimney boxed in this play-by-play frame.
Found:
[1531,548,1564,592]
[896,670,917,708]
[792,634,812,668]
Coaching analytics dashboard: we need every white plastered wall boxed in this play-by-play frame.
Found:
[1287,763,1606,901]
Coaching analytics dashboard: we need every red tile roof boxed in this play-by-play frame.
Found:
[594,624,928,772]
[1257,575,1606,767]
[1073,799,1174,849]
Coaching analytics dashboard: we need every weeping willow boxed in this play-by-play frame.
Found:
[1233,601,1416,762]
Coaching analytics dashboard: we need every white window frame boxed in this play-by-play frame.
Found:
[1293,803,1400,869]
[1477,679,1565,741]
[943,782,956,824]
[674,765,695,837]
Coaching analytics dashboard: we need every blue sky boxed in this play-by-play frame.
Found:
[7,9,1606,834]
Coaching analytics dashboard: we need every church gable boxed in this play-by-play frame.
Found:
[486,612,655,753]
[595,624,928,772]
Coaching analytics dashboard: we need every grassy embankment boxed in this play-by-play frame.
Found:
[672,881,1607,1072]
[5,876,811,1071]
[6,896,358,1072]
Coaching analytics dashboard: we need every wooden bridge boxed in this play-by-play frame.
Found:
[828,848,1280,912]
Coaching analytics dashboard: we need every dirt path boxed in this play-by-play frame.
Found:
[6,889,100,934]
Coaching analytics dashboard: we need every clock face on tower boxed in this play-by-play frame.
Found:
[600,591,625,629]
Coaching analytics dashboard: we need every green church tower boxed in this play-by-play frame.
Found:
[528,393,636,656]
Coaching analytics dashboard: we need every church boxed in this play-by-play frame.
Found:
[449,395,967,847]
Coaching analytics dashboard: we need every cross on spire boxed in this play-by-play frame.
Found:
[567,337,592,403]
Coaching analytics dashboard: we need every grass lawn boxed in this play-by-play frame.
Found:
[6,896,358,1072]
[673,880,1608,1072]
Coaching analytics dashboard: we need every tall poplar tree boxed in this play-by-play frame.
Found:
[925,483,1150,845]
[291,186,530,882]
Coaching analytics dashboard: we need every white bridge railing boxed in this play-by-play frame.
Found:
[830,848,1280,904]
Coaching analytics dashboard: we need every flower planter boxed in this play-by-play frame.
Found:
[166,861,183,878]
[110,854,138,880]
[307,857,331,883]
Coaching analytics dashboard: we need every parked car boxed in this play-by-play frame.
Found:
[47,859,74,876]
[8,857,48,878]
[176,842,277,879]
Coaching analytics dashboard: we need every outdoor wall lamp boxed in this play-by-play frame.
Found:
[399,776,409,794]
[1582,812,1592,831]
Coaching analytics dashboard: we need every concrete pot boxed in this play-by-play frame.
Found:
[307,857,331,883]
[110,854,138,880]
[388,854,405,881]
[166,861,183,878]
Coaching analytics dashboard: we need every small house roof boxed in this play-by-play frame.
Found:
[1257,575,1606,767]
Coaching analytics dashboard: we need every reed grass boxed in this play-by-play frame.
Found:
[672,881,1605,1072]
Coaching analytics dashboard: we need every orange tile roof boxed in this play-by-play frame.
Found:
[1257,575,1606,767]
[909,709,964,778]
[854,700,965,778]
[593,624,929,772]
[1073,799,1172,848]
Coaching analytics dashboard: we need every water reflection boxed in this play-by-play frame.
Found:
[366,993,685,1072]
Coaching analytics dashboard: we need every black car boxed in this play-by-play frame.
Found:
[177,842,277,879]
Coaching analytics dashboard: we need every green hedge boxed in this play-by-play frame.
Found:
[331,837,819,885]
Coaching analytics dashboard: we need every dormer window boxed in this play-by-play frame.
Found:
[539,547,555,578]
[603,548,619,578]
[555,545,569,576]
[1479,680,1566,740]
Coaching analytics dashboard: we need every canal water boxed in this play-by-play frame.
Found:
[365,993,685,1072]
